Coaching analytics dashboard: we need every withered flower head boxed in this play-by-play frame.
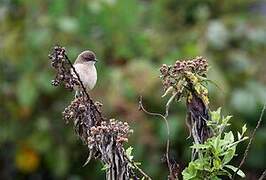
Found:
[89,119,133,145]
[62,96,102,143]
[159,56,211,149]
[160,56,208,91]
[49,46,80,90]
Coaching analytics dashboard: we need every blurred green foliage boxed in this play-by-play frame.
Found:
[0,0,266,179]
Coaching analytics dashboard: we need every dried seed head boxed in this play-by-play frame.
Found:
[88,119,132,146]
[49,46,80,90]
[160,57,208,91]
[160,64,169,76]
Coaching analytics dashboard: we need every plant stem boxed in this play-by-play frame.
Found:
[233,103,266,179]
[138,96,176,179]
[258,169,266,180]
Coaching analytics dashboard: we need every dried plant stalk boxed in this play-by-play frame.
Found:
[49,46,149,180]
[160,57,211,159]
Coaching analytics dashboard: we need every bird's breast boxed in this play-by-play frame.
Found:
[72,63,97,91]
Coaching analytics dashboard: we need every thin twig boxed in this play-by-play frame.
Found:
[165,92,177,118]
[233,103,266,180]
[138,96,174,179]
[258,169,266,180]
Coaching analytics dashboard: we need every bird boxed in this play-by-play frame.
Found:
[72,50,98,97]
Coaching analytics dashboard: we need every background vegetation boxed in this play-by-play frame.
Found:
[0,0,266,179]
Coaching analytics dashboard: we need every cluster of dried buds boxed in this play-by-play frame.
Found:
[89,119,133,145]
[160,56,208,77]
[62,96,102,143]
[86,119,135,179]
[49,46,80,90]
[63,97,133,146]
[160,56,208,91]
[63,97,88,122]
[160,56,211,154]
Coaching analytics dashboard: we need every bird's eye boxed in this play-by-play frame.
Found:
[83,57,91,61]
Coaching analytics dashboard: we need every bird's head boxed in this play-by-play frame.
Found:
[76,50,98,65]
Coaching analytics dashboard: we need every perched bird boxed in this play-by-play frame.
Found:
[72,50,98,97]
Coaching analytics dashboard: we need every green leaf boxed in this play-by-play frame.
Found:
[225,165,246,178]
[242,136,249,141]
[182,163,197,180]
[237,132,242,140]
[213,158,222,169]
[242,124,247,135]
[222,146,236,165]
[126,146,134,161]
[134,162,141,166]
[211,108,221,122]
[194,158,211,171]
[101,164,109,171]
[190,144,210,149]
[222,115,232,125]
[213,135,221,150]
[224,131,234,144]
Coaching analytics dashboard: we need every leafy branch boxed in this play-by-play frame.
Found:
[158,57,252,180]
[182,108,248,180]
